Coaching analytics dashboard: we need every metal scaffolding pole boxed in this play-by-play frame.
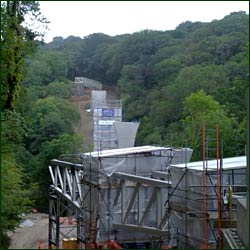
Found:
[202,123,208,249]
[216,124,222,249]
[247,86,249,247]
[48,190,60,248]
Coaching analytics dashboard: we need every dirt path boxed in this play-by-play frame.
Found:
[9,213,49,249]
[70,95,93,151]
[8,96,94,249]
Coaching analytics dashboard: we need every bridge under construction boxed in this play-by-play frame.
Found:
[48,79,248,249]
[48,144,247,249]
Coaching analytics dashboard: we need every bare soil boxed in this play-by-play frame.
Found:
[70,95,93,151]
[9,213,49,249]
[9,96,94,249]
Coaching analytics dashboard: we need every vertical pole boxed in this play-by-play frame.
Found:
[156,187,162,228]
[89,160,92,243]
[108,179,111,241]
[185,144,188,248]
[167,165,171,244]
[216,124,222,249]
[232,169,235,192]
[77,209,80,249]
[48,193,53,249]
[72,168,76,201]
[121,180,126,223]
[229,186,233,225]
[202,123,208,249]
[134,154,137,227]
[220,140,223,213]
[48,192,60,249]
[56,194,60,248]
[247,85,249,247]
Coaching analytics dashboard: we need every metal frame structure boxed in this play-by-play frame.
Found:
[73,77,102,96]
[164,168,247,248]
[202,123,222,249]
[165,124,247,249]
[48,146,193,248]
[48,139,247,249]
[48,160,84,249]
[112,172,171,236]
[92,96,122,151]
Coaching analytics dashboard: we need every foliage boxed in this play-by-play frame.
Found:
[0,2,46,242]
[40,133,83,162]
[27,96,79,153]
[135,116,162,145]
[1,142,32,248]
[23,51,69,86]
[1,145,32,229]
[47,80,73,98]
[1,11,248,244]
[33,133,83,211]
[182,90,243,160]
[1,0,48,110]
[0,2,81,246]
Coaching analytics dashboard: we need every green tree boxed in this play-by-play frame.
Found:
[117,64,150,120]
[214,43,249,122]
[24,51,68,86]
[1,110,32,247]
[135,116,162,145]
[28,96,79,153]
[1,5,48,242]
[1,146,32,247]
[1,0,48,109]
[153,56,183,86]
[182,90,244,160]
[47,80,73,98]
[33,134,83,211]
[151,64,228,127]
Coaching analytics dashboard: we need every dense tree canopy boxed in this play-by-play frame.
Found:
[1,10,249,247]
[1,1,48,109]
[0,1,81,247]
[1,1,48,247]
[22,11,249,161]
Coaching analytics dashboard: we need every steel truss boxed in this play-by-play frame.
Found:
[112,172,171,237]
[48,156,173,248]
[48,188,85,249]
[48,160,89,249]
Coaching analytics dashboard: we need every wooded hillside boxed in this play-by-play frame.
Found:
[1,6,249,247]
[24,11,249,158]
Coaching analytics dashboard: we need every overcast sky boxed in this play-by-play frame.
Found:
[38,1,249,43]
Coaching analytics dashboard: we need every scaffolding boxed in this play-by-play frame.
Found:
[166,124,247,249]
[92,90,123,151]
[73,77,102,96]
[48,146,193,248]
[48,126,247,249]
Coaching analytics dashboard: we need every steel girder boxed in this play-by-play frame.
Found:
[112,172,171,237]
[49,159,172,243]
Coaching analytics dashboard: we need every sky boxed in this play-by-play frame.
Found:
[38,1,249,43]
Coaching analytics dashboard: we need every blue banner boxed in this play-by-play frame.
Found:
[102,108,114,117]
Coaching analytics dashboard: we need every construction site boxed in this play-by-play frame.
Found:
[46,77,249,249]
